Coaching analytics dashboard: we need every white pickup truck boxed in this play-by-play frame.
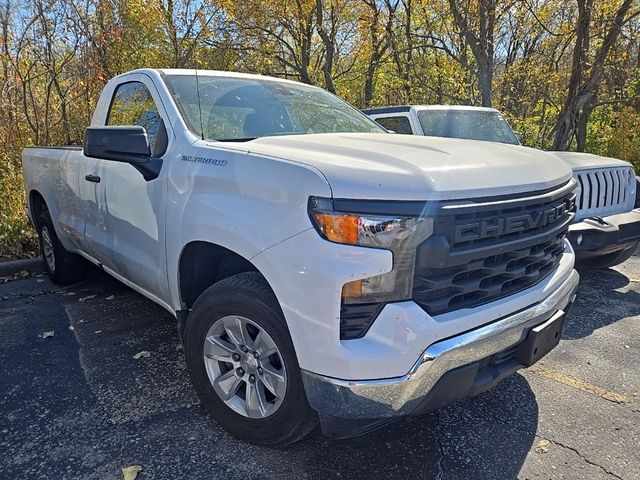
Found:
[364,105,640,268]
[23,69,579,446]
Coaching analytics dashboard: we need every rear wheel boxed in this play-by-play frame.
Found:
[37,210,85,284]
[579,241,639,269]
[184,272,317,446]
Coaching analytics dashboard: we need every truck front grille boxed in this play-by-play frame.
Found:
[412,181,576,316]
[574,167,636,221]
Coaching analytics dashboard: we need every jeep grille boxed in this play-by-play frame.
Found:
[574,167,636,221]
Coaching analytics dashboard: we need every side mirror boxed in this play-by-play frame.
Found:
[84,126,150,163]
[84,126,162,180]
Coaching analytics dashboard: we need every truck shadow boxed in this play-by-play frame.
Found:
[62,268,539,479]
[286,373,538,479]
[564,265,640,340]
[6,268,540,479]
[69,266,539,479]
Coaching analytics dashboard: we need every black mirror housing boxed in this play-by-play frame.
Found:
[84,126,151,164]
[83,126,162,181]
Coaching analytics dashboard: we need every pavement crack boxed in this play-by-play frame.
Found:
[547,438,623,480]
[434,412,446,480]
[487,411,624,479]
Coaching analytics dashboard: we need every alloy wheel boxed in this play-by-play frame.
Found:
[41,226,56,272]
[203,315,287,418]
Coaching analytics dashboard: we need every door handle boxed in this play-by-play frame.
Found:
[85,174,101,183]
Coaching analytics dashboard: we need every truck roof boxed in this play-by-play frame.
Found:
[117,68,315,88]
[362,105,500,114]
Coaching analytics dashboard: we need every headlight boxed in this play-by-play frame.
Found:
[308,197,433,339]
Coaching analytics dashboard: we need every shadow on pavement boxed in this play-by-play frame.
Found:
[288,373,538,479]
[564,266,640,340]
[1,269,540,480]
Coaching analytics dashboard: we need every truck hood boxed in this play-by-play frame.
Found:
[231,133,573,201]
[551,151,633,172]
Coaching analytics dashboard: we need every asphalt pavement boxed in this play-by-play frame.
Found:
[1,254,639,480]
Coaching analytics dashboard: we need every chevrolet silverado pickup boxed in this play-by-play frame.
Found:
[23,69,579,445]
[364,105,640,267]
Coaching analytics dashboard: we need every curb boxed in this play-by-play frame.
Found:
[0,258,44,277]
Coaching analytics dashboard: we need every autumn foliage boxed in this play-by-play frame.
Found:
[1,0,639,258]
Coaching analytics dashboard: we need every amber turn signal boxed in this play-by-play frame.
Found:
[311,212,360,245]
[341,279,363,300]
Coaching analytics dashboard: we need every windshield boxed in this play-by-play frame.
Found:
[416,109,520,145]
[163,74,384,141]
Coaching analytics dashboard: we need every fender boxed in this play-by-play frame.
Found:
[164,145,332,311]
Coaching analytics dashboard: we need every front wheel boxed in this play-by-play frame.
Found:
[184,272,317,446]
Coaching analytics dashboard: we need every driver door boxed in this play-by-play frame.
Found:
[96,77,171,303]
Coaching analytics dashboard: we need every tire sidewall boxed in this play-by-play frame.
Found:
[184,278,313,445]
[38,211,60,277]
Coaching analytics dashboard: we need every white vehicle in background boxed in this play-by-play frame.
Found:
[23,70,579,446]
[364,105,640,268]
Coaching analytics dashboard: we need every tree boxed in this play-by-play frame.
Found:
[448,0,497,107]
[359,0,396,105]
[553,0,639,151]
[223,0,317,84]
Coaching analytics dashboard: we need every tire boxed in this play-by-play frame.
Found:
[184,272,318,446]
[578,241,639,269]
[37,210,85,285]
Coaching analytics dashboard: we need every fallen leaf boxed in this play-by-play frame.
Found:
[133,351,151,359]
[534,439,550,454]
[78,294,97,302]
[176,343,183,351]
[19,270,29,278]
[122,465,143,480]
[106,295,115,300]
[68,325,75,331]
[624,345,630,349]
[94,330,102,334]
[39,331,55,339]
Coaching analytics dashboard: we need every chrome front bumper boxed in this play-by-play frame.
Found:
[302,269,580,420]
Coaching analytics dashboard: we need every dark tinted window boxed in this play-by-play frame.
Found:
[108,82,162,152]
[374,116,414,134]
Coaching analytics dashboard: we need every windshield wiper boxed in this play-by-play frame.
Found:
[215,137,257,142]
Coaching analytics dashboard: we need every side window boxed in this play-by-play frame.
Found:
[107,81,164,155]
[374,116,413,134]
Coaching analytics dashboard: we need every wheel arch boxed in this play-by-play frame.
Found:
[28,190,47,227]
[177,241,279,312]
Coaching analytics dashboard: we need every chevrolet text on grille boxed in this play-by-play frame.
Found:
[454,198,575,243]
